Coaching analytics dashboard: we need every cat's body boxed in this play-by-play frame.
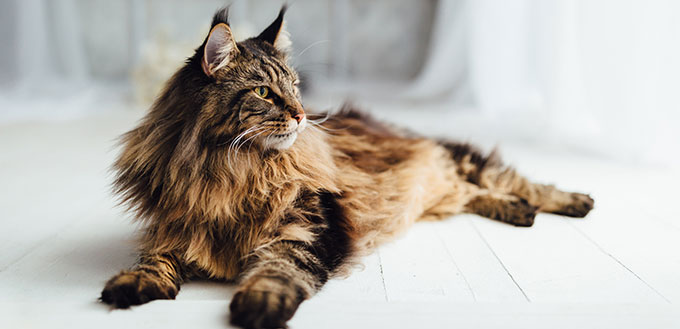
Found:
[101,7,593,329]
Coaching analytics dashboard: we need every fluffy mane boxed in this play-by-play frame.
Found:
[112,10,341,276]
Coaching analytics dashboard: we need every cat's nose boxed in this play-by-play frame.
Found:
[286,103,305,123]
[293,112,305,123]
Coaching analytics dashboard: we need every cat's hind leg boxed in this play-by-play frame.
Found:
[439,141,593,218]
[480,166,594,218]
[464,191,538,227]
[440,141,593,221]
[100,252,187,308]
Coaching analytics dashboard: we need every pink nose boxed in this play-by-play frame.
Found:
[293,112,305,123]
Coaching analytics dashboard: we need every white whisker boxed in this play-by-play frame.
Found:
[234,129,268,159]
[307,112,331,125]
[227,125,266,168]
[245,131,267,153]
[296,40,330,58]
[306,115,347,132]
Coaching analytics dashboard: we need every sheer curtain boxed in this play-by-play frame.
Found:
[2,0,678,166]
[413,0,680,166]
[0,0,111,122]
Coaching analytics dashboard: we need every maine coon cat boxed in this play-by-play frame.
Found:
[100,7,594,329]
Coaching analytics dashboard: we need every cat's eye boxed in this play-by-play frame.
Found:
[254,86,270,98]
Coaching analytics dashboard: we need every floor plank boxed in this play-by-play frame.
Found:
[293,302,680,329]
[0,210,137,303]
[0,117,127,270]
[378,223,476,302]
[315,252,387,302]
[432,217,529,302]
[471,214,666,303]
[568,194,680,303]
[3,301,679,329]
[498,145,680,303]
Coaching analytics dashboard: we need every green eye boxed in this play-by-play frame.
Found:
[254,86,269,98]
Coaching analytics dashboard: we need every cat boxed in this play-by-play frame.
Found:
[100,7,594,329]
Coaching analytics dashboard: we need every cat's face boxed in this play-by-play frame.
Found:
[201,8,306,151]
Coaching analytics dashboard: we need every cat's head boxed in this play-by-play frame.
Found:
[115,7,333,220]
[187,6,305,151]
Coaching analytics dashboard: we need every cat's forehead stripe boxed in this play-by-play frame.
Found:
[269,58,291,78]
[264,64,278,82]
[256,56,294,83]
[249,71,267,83]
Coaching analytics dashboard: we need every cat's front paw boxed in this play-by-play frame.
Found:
[554,193,594,218]
[100,270,177,308]
[229,286,303,329]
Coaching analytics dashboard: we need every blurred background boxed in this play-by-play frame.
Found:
[1,0,679,166]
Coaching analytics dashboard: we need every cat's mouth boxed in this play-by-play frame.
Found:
[263,131,298,150]
[262,118,306,150]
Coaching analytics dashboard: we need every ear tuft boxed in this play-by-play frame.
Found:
[202,23,238,76]
[275,21,293,53]
[257,6,292,53]
[211,6,230,27]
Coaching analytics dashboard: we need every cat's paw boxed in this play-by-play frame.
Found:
[553,193,594,218]
[505,198,538,227]
[229,285,303,329]
[100,270,177,308]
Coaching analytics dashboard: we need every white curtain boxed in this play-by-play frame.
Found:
[0,0,97,122]
[413,0,680,166]
[2,0,678,166]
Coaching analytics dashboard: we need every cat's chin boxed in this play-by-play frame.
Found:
[264,132,298,150]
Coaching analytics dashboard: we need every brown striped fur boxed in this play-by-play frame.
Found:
[100,7,594,328]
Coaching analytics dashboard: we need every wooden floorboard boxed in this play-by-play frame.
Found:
[315,252,387,302]
[3,301,679,329]
[471,213,665,303]
[434,217,529,302]
[378,223,476,302]
[568,195,680,303]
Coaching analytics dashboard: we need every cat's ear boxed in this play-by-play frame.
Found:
[202,23,239,77]
[257,6,292,53]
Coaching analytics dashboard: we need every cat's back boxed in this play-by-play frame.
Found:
[322,107,421,172]
[319,107,468,248]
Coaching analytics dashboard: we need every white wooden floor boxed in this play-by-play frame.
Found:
[1,112,679,329]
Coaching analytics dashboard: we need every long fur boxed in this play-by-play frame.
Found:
[101,7,594,329]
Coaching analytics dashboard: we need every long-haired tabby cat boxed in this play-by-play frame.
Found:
[101,7,594,329]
